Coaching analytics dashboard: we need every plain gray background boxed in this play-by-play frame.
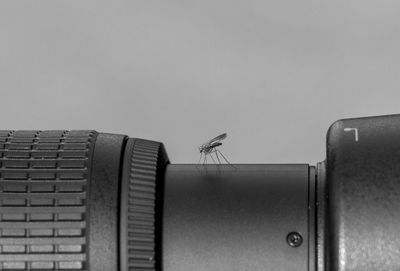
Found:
[0,1,399,164]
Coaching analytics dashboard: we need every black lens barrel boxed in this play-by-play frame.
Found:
[0,131,315,271]
[162,164,317,271]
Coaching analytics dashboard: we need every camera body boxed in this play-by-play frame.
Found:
[326,115,400,271]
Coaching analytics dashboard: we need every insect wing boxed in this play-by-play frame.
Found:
[208,133,227,144]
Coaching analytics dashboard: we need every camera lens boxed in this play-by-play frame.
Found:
[0,130,316,271]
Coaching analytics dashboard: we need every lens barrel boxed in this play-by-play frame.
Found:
[162,164,317,271]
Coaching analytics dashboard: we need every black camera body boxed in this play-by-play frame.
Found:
[325,114,400,271]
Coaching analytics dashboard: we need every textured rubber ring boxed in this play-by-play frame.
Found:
[0,130,97,270]
[120,138,169,271]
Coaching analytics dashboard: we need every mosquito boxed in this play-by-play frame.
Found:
[198,133,235,168]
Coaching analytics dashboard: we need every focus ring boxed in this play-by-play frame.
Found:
[0,130,96,270]
[120,138,169,271]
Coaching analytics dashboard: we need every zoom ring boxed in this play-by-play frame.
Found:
[120,138,169,271]
[0,130,96,270]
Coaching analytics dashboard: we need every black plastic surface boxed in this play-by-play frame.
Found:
[327,115,400,271]
[88,133,126,271]
[163,164,314,271]
[316,162,327,271]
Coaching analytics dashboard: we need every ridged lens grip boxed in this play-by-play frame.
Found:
[120,138,169,271]
[0,130,97,270]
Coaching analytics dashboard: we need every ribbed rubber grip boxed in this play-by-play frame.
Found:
[0,130,97,270]
[120,138,169,271]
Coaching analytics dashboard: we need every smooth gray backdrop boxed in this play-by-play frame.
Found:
[1,1,399,164]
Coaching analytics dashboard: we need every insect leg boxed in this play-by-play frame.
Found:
[209,152,216,164]
[213,150,222,164]
[198,152,203,164]
[195,152,202,173]
[215,149,236,169]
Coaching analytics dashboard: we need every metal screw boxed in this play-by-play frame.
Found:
[287,232,303,247]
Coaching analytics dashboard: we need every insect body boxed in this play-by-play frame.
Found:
[198,133,234,167]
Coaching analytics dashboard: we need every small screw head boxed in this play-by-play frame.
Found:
[287,232,303,247]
